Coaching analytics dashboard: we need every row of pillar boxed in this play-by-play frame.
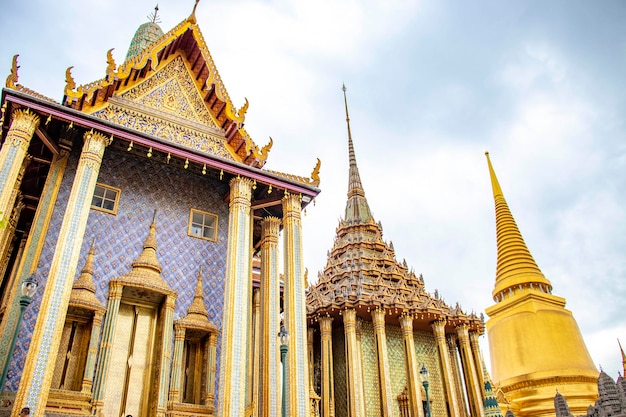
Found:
[216,178,310,417]
[316,312,485,417]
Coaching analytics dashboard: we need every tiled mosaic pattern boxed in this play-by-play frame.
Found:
[332,326,347,417]
[386,325,408,417]
[360,321,381,416]
[7,146,229,399]
[414,330,446,417]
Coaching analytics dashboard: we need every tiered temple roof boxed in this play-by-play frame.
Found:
[306,86,483,333]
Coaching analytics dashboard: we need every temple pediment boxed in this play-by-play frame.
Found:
[93,55,237,160]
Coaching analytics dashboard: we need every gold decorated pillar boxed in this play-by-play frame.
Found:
[92,282,124,413]
[457,324,484,417]
[399,314,424,417]
[0,109,39,249]
[319,316,335,417]
[14,130,109,417]
[218,177,253,417]
[157,295,176,416]
[343,309,366,417]
[206,332,218,406]
[0,147,68,377]
[0,193,25,281]
[432,319,461,417]
[282,192,310,417]
[81,311,103,396]
[469,330,485,397]
[252,287,261,417]
[169,326,186,403]
[372,308,394,417]
[448,334,469,417]
[258,216,280,417]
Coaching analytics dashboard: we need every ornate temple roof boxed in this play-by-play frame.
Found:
[306,87,483,333]
[485,152,553,301]
[61,4,271,168]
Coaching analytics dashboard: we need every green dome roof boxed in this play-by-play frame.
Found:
[125,21,164,60]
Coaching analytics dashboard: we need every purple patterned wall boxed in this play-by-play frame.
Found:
[7,146,230,395]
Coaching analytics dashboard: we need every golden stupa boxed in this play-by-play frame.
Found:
[484,153,598,417]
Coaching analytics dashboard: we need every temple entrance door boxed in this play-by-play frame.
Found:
[101,302,158,417]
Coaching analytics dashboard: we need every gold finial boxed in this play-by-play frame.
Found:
[202,164,206,175]
[619,339,626,376]
[189,0,200,23]
[148,4,161,24]
[45,115,51,125]
[484,151,503,199]
[147,147,152,158]
[311,158,321,186]
[65,66,76,92]
[184,158,189,169]
[105,48,116,80]
[127,141,133,151]
[167,152,171,164]
[219,169,223,180]
[6,54,19,89]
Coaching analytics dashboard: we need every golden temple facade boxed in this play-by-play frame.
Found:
[0,4,320,417]
[483,153,599,417]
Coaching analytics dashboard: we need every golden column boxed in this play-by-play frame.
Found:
[399,314,424,417]
[457,324,484,417]
[206,332,218,406]
[92,282,123,414]
[14,130,110,416]
[448,334,469,417]
[372,308,394,417]
[0,147,68,374]
[218,177,253,417]
[80,311,104,396]
[282,193,310,417]
[342,308,366,417]
[469,331,485,396]
[252,287,261,417]
[169,326,186,403]
[258,216,280,417]
[432,319,461,417]
[0,109,39,242]
[157,295,176,416]
[319,316,335,417]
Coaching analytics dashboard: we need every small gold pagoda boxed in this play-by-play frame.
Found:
[484,152,598,417]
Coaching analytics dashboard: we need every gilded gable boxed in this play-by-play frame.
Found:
[93,56,238,161]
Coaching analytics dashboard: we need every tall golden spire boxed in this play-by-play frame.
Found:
[485,152,552,300]
[342,84,372,224]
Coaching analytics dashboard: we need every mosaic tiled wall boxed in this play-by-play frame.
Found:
[7,146,230,396]
[361,321,381,416]
[332,326,347,417]
[386,324,408,417]
[414,330,445,417]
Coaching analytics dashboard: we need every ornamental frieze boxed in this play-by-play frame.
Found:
[93,103,234,160]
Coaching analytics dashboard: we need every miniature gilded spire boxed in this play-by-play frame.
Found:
[69,243,105,311]
[485,152,552,300]
[187,267,209,320]
[342,84,372,224]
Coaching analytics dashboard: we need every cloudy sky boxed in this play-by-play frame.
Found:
[1,0,625,381]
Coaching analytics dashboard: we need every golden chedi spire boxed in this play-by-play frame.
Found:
[485,152,552,300]
[484,153,598,417]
